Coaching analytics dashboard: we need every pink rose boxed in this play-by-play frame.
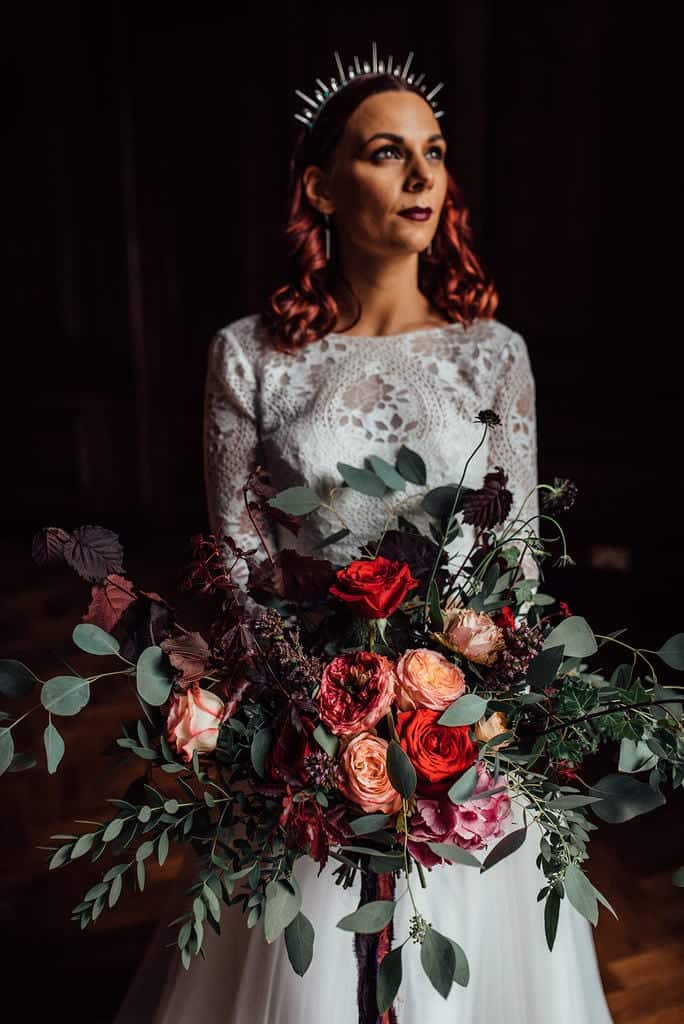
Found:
[395,648,466,711]
[338,732,402,815]
[318,651,396,737]
[432,608,505,666]
[166,686,224,762]
[407,762,512,866]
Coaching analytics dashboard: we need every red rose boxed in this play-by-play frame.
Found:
[559,601,572,618]
[396,708,477,798]
[319,650,396,736]
[266,712,316,785]
[329,556,420,619]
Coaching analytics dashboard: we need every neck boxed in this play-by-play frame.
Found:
[330,243,438,336]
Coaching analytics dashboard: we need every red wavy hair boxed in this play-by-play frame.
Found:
[260,73,498,354]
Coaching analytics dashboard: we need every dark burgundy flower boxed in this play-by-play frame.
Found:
[462,467,513,530]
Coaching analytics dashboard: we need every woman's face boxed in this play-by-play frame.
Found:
[308,89,448,258]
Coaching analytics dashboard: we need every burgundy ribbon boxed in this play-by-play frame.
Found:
[354,870,398,1024]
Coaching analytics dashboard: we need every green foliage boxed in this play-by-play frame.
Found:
[420,926,456,999]
[386,741,416,798]
[337,899,395,934]
[136,646,172,706]
[267,485,321,516]
[543,616,597,658]
[377,944,404,1012]
[447,762,479,804]
[41,676,90,716]
[0,659,39,697]
[284,912,315,975]
[439,693,488,727]
[72,623,120,656]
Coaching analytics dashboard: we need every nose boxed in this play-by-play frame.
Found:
[406,154,434,192]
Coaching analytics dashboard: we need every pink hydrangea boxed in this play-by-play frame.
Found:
[408,761,513,867]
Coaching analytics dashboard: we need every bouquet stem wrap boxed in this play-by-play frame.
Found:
[354,870,398,1024]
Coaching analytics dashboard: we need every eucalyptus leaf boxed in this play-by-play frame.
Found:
[526,645,564,689]
[264,878,302,943]
[386,740,416,798]
[41,676,90,716]
[0,659,39,697]
[337,462,388,497]
[0,726,14,776]
[438,694,488,727]
[44,722,65,774]
[377,944,404,1012]
[542,616,597,658]
[251,727,273,779]
[564,863,598,926]
[480,827,528,872]
[313,722,338,758]
[420,926,456,999]
[618,738,658,774]
[447,937,470,987]
[426,842,481,868]
[447,762,479,804]
[350,812,393,835]
[588,773,666,822]
[284,912,315,976]
[267,486,321,516]
[136,647,172,707]
[656,633,684,670]
[396,445,426,485]
[337,899,395,934]
[544,890,561,950]
[367,455,407,491]
[72,623,120,656]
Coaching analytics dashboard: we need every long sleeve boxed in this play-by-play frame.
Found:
[485,329,541,584]
[202,328,279,590]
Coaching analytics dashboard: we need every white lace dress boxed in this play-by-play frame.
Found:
[113,313,614,1024]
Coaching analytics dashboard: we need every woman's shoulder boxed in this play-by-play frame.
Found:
[475,317,532,368]
[207,312,270,372]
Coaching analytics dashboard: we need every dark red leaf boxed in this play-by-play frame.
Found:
[63,525,124,582]
[82,574,137,633]
[160,630,211,688]
[31,527,71,567]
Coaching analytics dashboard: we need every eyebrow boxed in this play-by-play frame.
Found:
[362,132,446,148]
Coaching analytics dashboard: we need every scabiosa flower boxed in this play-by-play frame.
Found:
[462,467,513,530]
[479,622,545,691]
[476,409,502,427]
[541,477,578,515]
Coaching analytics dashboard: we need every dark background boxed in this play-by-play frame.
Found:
[1,3,681,1021]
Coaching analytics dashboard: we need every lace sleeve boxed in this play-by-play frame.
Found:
[202,328,279,589]
[486,329,541,584]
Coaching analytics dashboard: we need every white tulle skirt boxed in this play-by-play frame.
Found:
[113,798,614,1024]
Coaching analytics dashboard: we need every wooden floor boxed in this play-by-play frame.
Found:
[1,538,683,1022]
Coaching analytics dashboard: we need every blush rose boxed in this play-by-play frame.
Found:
[433,608,505,666]
[166,686,224,762]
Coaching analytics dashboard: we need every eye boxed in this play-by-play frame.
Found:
[372,144,445,162]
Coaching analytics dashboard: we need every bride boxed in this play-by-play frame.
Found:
[113,45,614,1023]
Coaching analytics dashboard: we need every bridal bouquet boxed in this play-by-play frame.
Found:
[2,408,683,1021]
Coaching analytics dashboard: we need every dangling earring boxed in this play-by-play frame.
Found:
[324,213,331,260]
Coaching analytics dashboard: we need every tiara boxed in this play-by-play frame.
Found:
[293,40,445,130]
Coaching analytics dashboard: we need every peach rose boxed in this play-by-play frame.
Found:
[166,687,224,762]
[395,648,467,712]
[432,608,505,666]
[338,732,402,815]
[473,710,512,750]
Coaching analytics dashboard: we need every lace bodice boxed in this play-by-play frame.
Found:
[202,312,540,591]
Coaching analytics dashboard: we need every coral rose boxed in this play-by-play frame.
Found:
[166,686,224,762]
[396,708,477,798]
[473,710,512,750]
[338,732,402,815]
[395,648,466,712]
[319,650,396,737]
[329,556,420,619]
[432,608,505,666]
